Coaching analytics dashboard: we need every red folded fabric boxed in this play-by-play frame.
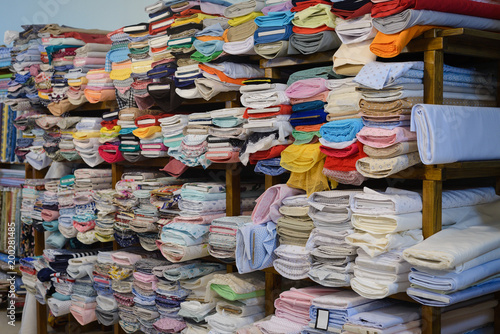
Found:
[160,158,189,177]
[243,105,292,119]
[149,17,175,35]
[60,32,111,44]
[321,141,367,171]
[371,0,500,19]
[291,0,332,12]
[331,2,372,20]
[98,144,125,163]
[135,114,174,128]
[101,119,118,130]
[249,145,289,164]
[206,151,241,163]
[292,25,335,34]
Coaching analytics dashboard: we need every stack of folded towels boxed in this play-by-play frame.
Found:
[273,194,314,280]
[84,68,115,104]
[403,190,500,308]
[252,5,292,59]
[281,77,333,195]
[342,301,421,334]
[111,249,149,333]
[320,77,367,186]
[308,290,394,333]
[132,258,164,333]
[159,114,188,155]
[208,216,253,261]
[346,187,424,299]
[257,286,337,334]
[58,116,82,161]
[113,177,141,248]
[117,108,141,162]
[93,189,117,243]
[98,116,123,163]
[163,261,226,325]
[353,61,496,178]
[206,107,247,163]
[57,175,77,239]
[289,1,341,56]
[73,117,104,166]
[239,78,292,171]
[157,182,228,262]
[41,180,65,248]
[205,272,266,334]
[306,190,360,287]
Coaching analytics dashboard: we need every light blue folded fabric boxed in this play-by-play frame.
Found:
[320,119,364,143]
[254,25,293,44]
[193,40,225,57]
[373,9,500,35]
[347,304,421,329]
[236,222,278,274]
[163,262,226,281]
[310,300,394,328]
[43,220,59,232]
[409,258,500,293]
[195,23,225,37]
[212,117,244,128]
[161,223,209,246]
[46,232,67,249]
[255,157,287,176]
[255,11,294,26]
[407,277,500,307]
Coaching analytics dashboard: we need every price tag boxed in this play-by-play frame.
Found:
[315,309,330,331]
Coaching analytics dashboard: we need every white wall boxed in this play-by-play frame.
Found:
[1,0,154,44]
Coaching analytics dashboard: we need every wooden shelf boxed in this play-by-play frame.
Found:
[404,28,500,59]
[390,161,500,181]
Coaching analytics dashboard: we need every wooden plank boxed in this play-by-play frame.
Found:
[24,163,33,179]
[114,324,126,334]
[422,306,441,334]
[265,175,281,189]
[422,180,442,239]
[264,68,281,79]
[404,37,444,54]
[444,167,500,180]
[444,38,500,59]
[259,52,334,69]
[37,302,48,334]
[265,271,281,316]
[226,163,241,216]
[225,99,240,109]
[424,50,444,104]
[112,163,124,189]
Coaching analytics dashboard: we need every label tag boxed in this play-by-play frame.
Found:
[315,309,329,330]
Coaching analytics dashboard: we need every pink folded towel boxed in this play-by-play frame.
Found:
[42,209,60,222]
[275,287,340,325]
[70,305,97,325]
[356,127,417,148]
[285,78,328,99]
[111,252,143,266]
[251,184,304,225]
